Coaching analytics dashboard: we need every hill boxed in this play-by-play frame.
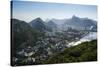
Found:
[43,40,97,64]
[11,19,44,66]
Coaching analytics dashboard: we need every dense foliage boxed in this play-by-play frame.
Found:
[43,40,97,64]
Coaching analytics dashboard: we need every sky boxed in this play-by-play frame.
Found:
[12,1,97,22]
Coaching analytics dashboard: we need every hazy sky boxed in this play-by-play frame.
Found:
[12,1,97,22]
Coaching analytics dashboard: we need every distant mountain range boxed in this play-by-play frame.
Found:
[11,16,97,51]
[29,17,58,32]
[63,16,97,31]
[12,15,97,32]
[50,15,97,31]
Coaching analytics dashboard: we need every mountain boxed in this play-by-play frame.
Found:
[11,18,45,66]
[51,19,67,25]
[12,19,32,33]
[29,18,46,32]
[11,18,41,57]
[63,15,97,31]
[29,16,97,32]
[46,20,57,31]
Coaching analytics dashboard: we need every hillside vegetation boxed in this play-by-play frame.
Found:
[43,40,97,64]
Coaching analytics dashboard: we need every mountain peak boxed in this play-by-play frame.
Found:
[33,17,43,22]
[35,17,42,21]
[30,17,44,24]
[72,15,79,19]
[47,20,57,25]
[29,17,46,31]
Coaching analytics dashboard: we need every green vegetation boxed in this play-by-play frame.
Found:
[43,40,97,64]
